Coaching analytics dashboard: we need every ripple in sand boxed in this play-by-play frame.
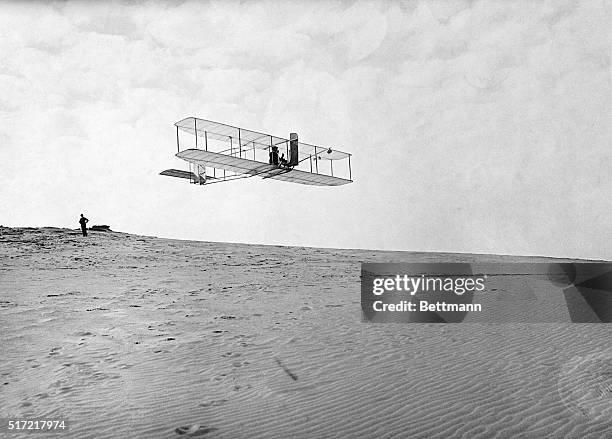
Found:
[557,350,612,423]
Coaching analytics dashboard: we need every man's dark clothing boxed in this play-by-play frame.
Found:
[79,216,88,237]
[269,147,279,165]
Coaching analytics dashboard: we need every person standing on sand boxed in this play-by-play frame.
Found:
[79,214,89,237]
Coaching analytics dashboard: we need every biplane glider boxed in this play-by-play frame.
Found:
[160,118,353,187]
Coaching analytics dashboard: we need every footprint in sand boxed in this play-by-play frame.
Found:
[198,399,227,408]
[221,352,241,358]
[211,373,227,383]
[232,360,249,368]
[175,424,218,436]
[557,350,612,423]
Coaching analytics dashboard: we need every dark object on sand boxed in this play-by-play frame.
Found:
[274,358,298,381]
[90,225,111,232]
[174,425,218,436]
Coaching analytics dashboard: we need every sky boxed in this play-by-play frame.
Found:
[0,0,610,259]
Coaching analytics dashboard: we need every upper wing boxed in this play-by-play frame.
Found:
[175,117,352,161]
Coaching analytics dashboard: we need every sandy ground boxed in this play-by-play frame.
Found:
[1,227,612,438]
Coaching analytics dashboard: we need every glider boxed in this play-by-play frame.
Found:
[160,117,353,187]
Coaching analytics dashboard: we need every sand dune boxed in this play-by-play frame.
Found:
[1,227,612,438]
